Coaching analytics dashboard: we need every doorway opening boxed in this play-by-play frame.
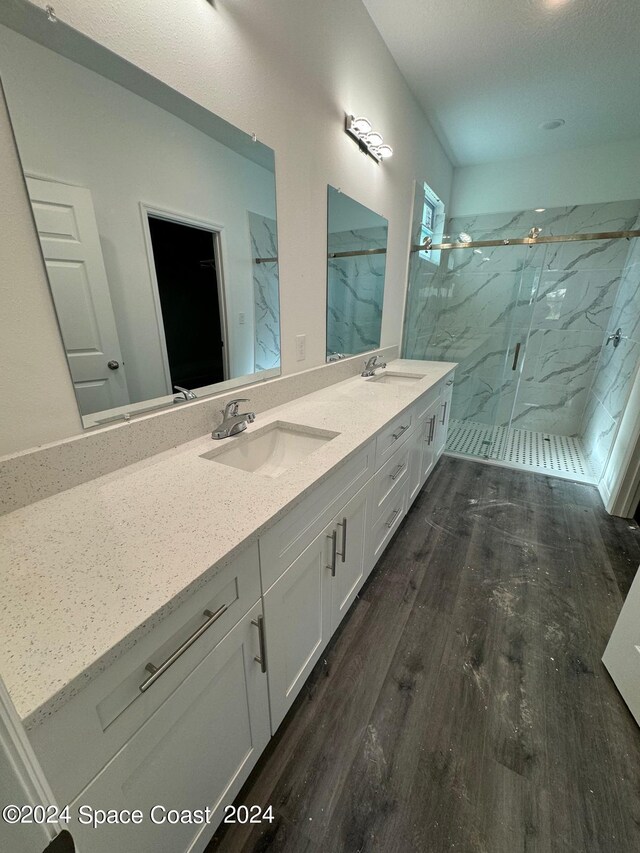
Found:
[147,215,226,392]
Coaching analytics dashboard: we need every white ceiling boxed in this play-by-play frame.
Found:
[362,0,640,166]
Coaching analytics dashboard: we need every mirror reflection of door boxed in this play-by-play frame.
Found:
[146,216,226,393]
[26,176,130,416]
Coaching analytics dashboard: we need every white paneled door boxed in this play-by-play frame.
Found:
[26,176,129,415]
[603,566,640,727]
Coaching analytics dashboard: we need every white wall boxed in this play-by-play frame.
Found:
[0,0,453,456]
[451,136,640,216]
[0,24,277,405]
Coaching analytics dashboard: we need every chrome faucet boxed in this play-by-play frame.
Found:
[212,398,256,440]
[173,385,197,403]
[361,354,387,377]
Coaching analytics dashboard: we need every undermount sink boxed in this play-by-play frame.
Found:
[200,421,339,478]
[368,371,424,386]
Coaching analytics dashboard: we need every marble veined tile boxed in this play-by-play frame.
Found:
[510,382,589,435]
[581,394,617,478]
[592,338,640,422]
[519,328,602,388]
[532,269,620,332]
[327,226,386,356]
[609,261,640,343]
[249,213,280,372]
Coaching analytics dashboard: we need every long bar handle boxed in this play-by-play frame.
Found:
[426,415,435,445]
[327,530,338,576]
[392,424,409,440]
[386,508,401,529]
[337,517,347,563]
[139,603,228,692]
[441,401,448,426]
[512,342,522,372]
[390,463,405,481]
[252,614,267,673]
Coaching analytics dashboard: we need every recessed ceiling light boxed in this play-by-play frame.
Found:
[539,119,565,130]
[534,208,546,212]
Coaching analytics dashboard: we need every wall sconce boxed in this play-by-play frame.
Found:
[345,115,393,163]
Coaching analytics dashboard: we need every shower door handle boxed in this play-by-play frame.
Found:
[511,342,522,371]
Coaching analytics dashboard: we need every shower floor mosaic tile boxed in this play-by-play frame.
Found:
[446,419,595,483]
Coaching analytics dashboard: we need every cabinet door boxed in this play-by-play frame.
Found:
[421,399,441,485]
[434,382,453,458]
[263,528,333,731]
[407,422,426,507]
[331,481,371,631]
[68,602,270,853]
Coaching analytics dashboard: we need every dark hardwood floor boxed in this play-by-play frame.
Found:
[207,457,640,853]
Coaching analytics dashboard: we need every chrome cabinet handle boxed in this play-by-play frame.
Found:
[337,517,347,563]
[390,463,405,481]
[139,603,228,692]
[446,378,453,385]
[252,614,267,673]
[327,529,338,576]
[392,424,409,440]
[511,342,522,371]
[386,508,401,529]
[425,415,435,444]
[441,401,448,425]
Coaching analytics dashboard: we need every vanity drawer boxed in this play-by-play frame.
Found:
[372,441,411,523]
[28,542,261,806]
[259,440,375,591]
[375,410,414,469]
[368,483,408,570]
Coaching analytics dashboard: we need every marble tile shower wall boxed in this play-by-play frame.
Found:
[582,220,640,477]
[326,226,386,356]
[248,212,280,371]
[403,200,640,439]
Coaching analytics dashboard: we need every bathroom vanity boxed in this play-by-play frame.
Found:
[0,359,454,853]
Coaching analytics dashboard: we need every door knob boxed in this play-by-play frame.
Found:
[107,360,120,370]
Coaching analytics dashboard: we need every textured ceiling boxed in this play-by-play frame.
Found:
[362,0,640,165]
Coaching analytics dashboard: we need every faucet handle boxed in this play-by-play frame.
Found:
[223,398,250,417]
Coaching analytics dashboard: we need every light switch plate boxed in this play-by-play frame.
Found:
[295,334,306,361]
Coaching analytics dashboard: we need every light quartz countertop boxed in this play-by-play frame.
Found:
[0,359,455,727]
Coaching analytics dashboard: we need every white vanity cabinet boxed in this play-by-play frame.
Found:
[263,480,373,731]
[68,600,270,853]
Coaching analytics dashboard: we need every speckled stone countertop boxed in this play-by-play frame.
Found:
[0,359,455,728]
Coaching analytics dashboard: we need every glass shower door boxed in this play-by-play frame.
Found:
[404,241,540,461]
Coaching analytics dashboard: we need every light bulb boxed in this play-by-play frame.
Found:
[377,144,393,159]
[366,131,383,147]
[351,116,371,136]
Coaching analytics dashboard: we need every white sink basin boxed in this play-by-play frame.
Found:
[368,372,424,386]
[200,421,339,478]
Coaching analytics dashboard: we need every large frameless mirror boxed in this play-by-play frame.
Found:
[326,186,388,362]
[0,11,280,427]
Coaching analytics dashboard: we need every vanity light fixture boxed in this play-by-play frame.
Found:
[345,115,393,163]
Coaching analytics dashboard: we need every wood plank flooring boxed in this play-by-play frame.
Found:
[207,457,640,853]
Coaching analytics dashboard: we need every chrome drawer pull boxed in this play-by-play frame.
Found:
[386,508,401,529]
[425,415,435,444]
[392,424,409,440]
[139,603,228,692]
[252,614,267,674]
[327,529,338,576]
[337,517,347,562]
[390,463,405,481]
[441,401,448,425]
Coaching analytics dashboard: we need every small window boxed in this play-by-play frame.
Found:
[419,182,444,264]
